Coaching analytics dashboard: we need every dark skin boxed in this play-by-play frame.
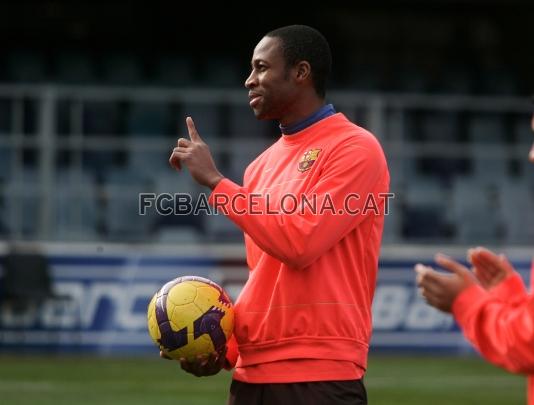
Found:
[415,250,517,313]
[244,36,324,126]
[468,247,515,290]
[166,35,325,376]
[159,346,228,377]
[168,36,325,190]
[168,117,224,190]
[415,254,477,313]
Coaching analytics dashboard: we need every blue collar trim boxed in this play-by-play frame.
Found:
[280,104,336,135]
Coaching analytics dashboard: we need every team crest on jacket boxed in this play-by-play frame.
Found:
[298,148,322,172]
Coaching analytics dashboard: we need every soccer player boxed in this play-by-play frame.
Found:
[168,25,390,405]
[415,112,534,405]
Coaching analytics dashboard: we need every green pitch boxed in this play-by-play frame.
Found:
[0,354,524,404]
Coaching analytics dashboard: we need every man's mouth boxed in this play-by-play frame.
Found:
[248,93,262,107]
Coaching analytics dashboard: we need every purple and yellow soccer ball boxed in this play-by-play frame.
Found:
[147,276,234,361]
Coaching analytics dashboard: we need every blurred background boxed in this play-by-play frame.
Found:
[0,0,533,244]
[0,1,532,404]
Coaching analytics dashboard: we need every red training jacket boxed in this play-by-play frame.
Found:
[453,261,534,404]
[210,113,389,382]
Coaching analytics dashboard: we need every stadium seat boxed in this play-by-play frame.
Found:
[382,110,418,187]
[3,168,40,238]
[468,113,506,144]
[435,68,473,94]
[204,212,242,242]
[55,51,96,84]
[420,111,461,143]
[55,99,73,136]
[401,110,424,141]
[401,177,451,240]
[101,53,143,85]
[381,188,402,244]
[515,117,534,178]
[451,176,502,243]
[127,142,172,177]
[0,198,7,236]
[82,149,122,176]
[154,55,195,86]
[470,144,509,184]
[387,156,419,191]
[152,172,205,235]
[513,116,534,184]
[395,67,429,93]
[479,68,518,95]
[180,103,222,142]
[126,101,170,136]
[514,116,533,144]
[335,105,358,127]
[0,148,13,182]
[154,172,200,196]
[81,100,123,173]
[498,179,534,244]
[0,98,11,134]
[229,104,270,138]
[54,171,98,241]
[202,58,242,87]
[520,159,534,187]
[102,169,156,240]
[226,141,268,184]
[467,113,508,183]
[417,111,467,181]
[6,51,46,83]
[346,63,385,91]
[82,100,121,135]
[0,95,35,136]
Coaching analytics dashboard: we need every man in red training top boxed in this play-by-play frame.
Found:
[415,112,534,405]
[168,25,390,405]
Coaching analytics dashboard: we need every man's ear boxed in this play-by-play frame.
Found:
[295,61,311,83]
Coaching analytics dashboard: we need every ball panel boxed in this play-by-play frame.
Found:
[147,294,161,345]
[170,302,202,331]
[165,333,215,362]
[194,285,221,310]
[220,307,234,338]
[166,282,198,307]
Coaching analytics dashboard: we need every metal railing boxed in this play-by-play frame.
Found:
[0,84,532,243]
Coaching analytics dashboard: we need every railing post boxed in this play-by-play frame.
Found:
[367,96,386,140]
[38,87,57,239]
[9,97,24,239]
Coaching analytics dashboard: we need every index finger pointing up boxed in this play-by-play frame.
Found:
[186,116,202,142]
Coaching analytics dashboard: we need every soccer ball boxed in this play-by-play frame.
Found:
[147,276,234,361]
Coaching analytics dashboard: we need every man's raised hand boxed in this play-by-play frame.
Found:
[169,117,224,189]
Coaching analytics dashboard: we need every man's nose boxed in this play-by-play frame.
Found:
[245,72,257,89]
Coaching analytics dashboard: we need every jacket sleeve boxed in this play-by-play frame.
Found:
[223,334,239,370]
[208,139,388,269]
[452,283,534,374]
[488,272,529,307]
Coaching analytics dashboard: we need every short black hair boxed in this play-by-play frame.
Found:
[265,25,332,98]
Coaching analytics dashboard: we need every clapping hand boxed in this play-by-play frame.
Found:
[468,247,514,290]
